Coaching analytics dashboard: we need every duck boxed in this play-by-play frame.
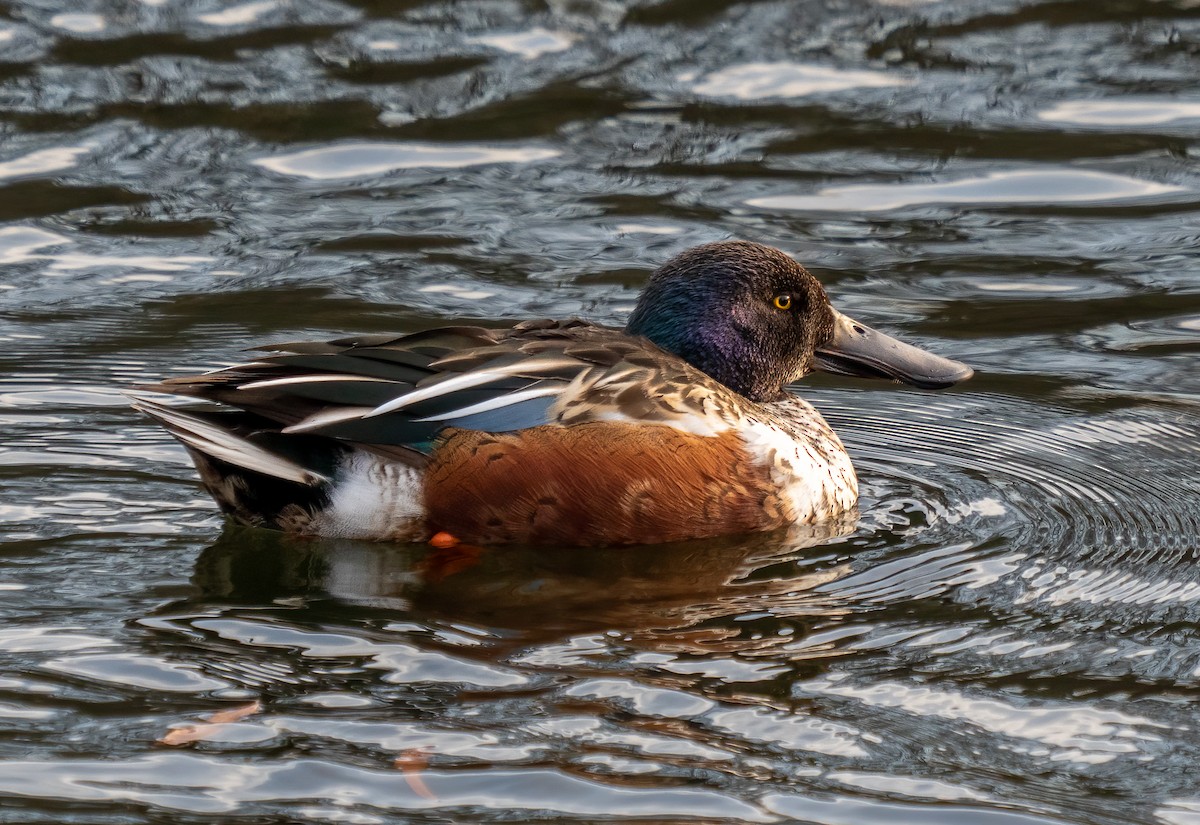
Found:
[130,241,972,546]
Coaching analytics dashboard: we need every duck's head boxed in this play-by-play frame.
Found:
[625,241,972,402]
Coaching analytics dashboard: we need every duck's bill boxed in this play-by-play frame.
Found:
[814,310,973,390]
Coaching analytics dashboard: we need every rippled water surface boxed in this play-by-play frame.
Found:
[4,0,1200,822]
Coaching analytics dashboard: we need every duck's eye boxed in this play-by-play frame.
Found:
[772,294,793,311]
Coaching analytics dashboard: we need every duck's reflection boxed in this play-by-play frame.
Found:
[190,514,859,650]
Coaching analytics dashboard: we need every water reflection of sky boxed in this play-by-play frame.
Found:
[748,169,1188,212]
[692,62,907,99]
[1039,99,1200,127]
[254,142,561,180]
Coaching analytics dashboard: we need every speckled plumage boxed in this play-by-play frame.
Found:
[131,241,971,546]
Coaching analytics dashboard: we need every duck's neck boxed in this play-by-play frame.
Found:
[625,310,783,402]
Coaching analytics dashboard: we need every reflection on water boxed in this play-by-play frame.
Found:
[187,517,856,638]
[47,13,106,34]
[4,0,1200,822]
[197,1,281,27]
[0,146,91,180]
[748,169,1188,212]
[469,28,576,60]
[255,142,562,179]
[692,62,908,99]
[1038,99,1200,127]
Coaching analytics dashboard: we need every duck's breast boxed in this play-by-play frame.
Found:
[738,397,859,523]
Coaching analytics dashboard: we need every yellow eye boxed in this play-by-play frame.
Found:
[772,294,793,311]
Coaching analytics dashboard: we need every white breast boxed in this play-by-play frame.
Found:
[739,397,859,523]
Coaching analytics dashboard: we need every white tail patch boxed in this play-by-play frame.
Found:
[127,393,327,486]
[312,452,425,541]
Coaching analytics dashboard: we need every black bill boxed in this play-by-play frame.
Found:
[814,310,973,390]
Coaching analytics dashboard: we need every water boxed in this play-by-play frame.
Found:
[3,0,1200,822]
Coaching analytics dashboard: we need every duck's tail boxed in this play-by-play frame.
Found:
[127,393,342,530]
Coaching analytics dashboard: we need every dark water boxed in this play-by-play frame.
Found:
[3,0,1200,822]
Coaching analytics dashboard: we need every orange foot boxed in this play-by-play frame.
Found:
[420,533,485,582]
[429,531,460,549]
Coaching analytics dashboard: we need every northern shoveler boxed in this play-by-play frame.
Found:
[131,241,972,546]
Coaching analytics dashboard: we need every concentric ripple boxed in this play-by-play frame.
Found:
[811,389,1200,611]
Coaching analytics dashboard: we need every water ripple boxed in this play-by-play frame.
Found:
[748,170,1189,213]
[0,752,776,820]
[255,142,561,180]
[818,390,1200,578]
[693,62,907,99]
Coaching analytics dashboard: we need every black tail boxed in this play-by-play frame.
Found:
[128,394,345,530]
